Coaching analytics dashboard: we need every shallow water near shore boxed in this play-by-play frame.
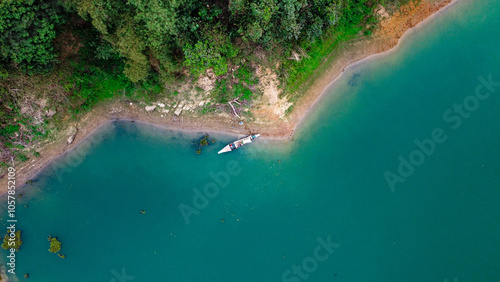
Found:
[2,0,500,281]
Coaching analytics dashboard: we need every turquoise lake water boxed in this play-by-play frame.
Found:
[1,0,500,281]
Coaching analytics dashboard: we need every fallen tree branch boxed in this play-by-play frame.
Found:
[228,101,241,118]
[230,97,242,105]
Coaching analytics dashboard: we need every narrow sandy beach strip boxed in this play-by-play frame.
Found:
[0,0,464,194]
[290,0,463,136]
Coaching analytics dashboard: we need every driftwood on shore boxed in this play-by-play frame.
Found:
[228,97,241,118]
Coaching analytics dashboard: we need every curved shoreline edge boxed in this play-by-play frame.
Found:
[291,0,462,137]
[0,0,464,194]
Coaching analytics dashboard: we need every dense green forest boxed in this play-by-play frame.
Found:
[0,0,396,83]
[0,0,406,165]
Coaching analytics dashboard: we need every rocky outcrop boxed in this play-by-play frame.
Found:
[145,105,157,112]
[67,127,78,145]
[46,109,57,117]
[377,4,390,19]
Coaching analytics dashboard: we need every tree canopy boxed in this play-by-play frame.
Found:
[0,0,388,81]
[0,0,63,74]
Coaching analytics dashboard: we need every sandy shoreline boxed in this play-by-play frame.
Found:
[289,0,461,136]
[0,0,463,194]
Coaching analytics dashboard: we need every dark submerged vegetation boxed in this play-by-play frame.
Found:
[193,134,216,154]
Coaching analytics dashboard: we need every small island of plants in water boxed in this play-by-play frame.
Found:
[48,236,66,258]
[1,230,22,252]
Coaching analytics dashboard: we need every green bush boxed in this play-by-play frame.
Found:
[0,125,20,137]
[68,64,132,114]
[233,83,253,101]
[235,65,258,86]
[212,79,230,103]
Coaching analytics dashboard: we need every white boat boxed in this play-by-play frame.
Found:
[218,134,260,154]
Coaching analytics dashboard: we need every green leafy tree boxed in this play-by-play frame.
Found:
[64,0,150,81]
[128,0,179,75]
[183,40,228,76]
[61,0,376,83]
[68,0,112,35]
[0,0,63,74]
[230,0,277,44]
[115,22,150,83]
